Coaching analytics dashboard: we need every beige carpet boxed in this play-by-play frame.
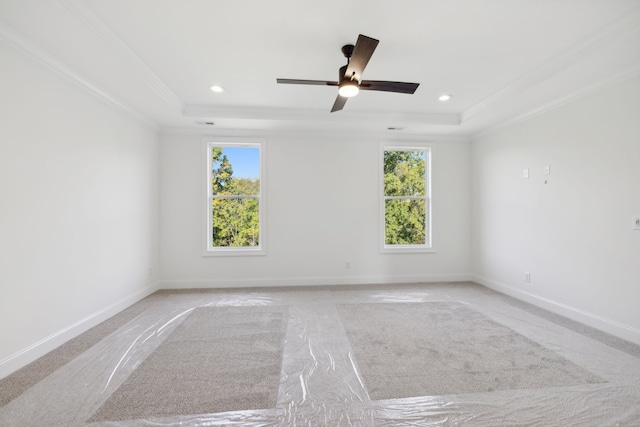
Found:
[89,305,289,422]
[337,302,604,400]
[0,293,161,409]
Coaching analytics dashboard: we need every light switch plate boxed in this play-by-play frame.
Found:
[544,165,551,175]
[633,216,640,230]
[523,168,529,179]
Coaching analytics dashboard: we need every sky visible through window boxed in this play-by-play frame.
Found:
[222,147,260,179]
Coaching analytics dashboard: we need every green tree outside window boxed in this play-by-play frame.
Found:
[383,149,429,246]
[210,146,261,248]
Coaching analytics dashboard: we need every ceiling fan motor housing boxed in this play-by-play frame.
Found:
[339,65,351,83]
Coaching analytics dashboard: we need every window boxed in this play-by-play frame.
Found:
[205,141,265,255]
[381,145,432,252]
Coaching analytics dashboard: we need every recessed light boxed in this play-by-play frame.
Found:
[438,93,453,102]
[210,85,225,93]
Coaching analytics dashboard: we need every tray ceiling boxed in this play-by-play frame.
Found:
[1,0,639,135]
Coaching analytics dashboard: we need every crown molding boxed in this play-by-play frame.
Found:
[59,0,185,112]
[462,6,640,124]
[182,105,461,127]
[473,64,640,139]
[0,22,156,128]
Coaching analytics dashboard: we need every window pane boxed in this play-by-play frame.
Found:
[211,147,260,196]
[385,199,426,245]
[383,150,425,197]
[212,198,260,247]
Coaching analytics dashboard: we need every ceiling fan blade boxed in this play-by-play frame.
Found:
[277,78,338,86]
[359,80,420,94]
[344,35,379,81]
[330,95,348,112]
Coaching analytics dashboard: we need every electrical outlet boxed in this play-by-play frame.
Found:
[633,216,640,230]
[345,261,351,270]
[148,268,153,277]
[524,271,531,283]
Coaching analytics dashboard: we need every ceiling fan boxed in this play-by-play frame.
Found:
[277,34,420,112]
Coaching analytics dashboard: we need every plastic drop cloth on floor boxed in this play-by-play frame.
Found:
[1,282,639,426]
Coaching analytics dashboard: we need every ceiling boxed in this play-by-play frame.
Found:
[1,0,639,136]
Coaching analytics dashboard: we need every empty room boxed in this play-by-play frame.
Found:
[1,1,639,425]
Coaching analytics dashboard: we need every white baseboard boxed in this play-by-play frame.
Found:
[472,275,640,345]
[159,274,473,289]
[0,282,159,380]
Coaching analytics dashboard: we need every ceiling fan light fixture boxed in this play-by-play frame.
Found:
[338,81,359,98]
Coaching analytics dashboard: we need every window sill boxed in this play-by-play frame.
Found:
[380,246,436,254]
[202,247,266,257]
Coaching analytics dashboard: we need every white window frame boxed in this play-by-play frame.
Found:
[380,143,433,253]
[203,139,266,256]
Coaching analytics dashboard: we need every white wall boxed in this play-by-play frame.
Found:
[160,131,471,287]
[471,75,640,343]
[0,42,160,377]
